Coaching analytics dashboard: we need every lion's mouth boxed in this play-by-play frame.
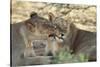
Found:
[32,40,48,56]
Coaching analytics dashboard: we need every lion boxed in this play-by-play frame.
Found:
[11,12,65,66]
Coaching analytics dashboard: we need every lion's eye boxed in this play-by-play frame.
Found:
[48,33,57,41]
[48,33,56,37]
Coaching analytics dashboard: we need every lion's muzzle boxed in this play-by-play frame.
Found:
[32,40,48,56]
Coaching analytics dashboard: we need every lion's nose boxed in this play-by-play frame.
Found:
[47,52,53,56]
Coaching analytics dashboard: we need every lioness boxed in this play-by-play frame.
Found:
[11,12,65,66]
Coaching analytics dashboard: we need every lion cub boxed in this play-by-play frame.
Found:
[48,13,96,61]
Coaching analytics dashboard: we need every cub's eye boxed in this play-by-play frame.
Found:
[59,33,65,39]
[59,33,64,37]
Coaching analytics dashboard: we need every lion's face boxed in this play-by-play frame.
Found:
[24,12,65,56]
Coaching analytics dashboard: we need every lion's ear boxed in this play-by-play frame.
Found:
[30,12,38,18]
[48,12,55,22]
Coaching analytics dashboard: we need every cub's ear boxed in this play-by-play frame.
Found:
[48,12,55,22]
[30,12,38,18]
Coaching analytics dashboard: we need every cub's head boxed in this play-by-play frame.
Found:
[48,12,78,51]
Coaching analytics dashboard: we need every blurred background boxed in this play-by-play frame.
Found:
[11,0,96,32]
